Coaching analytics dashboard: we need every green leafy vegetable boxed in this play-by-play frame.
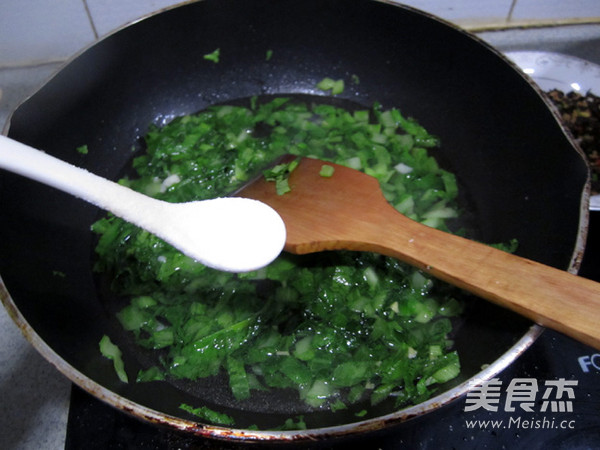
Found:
[273,416,307,430]
[99,335,128,383]
[319,164,335,178]
[489,238,519,253]
[316,77,345,95]
[93,97,469,419]
[136,366,165,382]
[203,48,220,63]
[179,403,235,426]
[263,158,299,195]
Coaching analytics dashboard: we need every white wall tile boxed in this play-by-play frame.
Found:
[2,0,600,69]
[394,0,513,27]
[511,0,600,23]
[0,63,63,131]
[0,0,95,66]
[85,0,186,36]
[87,0,515,38]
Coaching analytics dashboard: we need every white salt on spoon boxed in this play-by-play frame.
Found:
[0,135,286,272]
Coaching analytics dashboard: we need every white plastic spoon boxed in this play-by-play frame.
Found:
[0,135,286,272]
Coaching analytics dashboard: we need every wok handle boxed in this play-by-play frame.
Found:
[370,205,600,350]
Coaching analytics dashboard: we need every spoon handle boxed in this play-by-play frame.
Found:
[0,135,286,272]
[366,203,600,349]
[0,135,159,217]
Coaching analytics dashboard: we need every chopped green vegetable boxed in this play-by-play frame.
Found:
[227,356,251,400]
[179,403,235,426]
[76,144,88,154]
[266,49,273,61]
[263,158,299,195]
[203,48,220,63]
[319,164,335,178]
[93,98,470,418]
[274,416,307,431]
[316,77,345,95]
[99,335,128,383]
[489,238,519,253]
[136,366,165,382]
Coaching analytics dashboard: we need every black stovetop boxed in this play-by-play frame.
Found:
[65,212,600,450]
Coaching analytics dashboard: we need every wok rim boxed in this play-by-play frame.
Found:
[0,0,592,442]
[0,280,544,441]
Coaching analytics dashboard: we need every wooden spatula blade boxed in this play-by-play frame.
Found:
[238,156,403,254]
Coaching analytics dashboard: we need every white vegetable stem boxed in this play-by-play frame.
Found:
[0,135,286,272]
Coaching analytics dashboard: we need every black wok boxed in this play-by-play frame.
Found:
[0,0,590,442]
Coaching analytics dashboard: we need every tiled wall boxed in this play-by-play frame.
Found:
[1,0,600,67]
[403,0,600,29]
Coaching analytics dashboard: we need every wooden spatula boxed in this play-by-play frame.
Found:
[238,156,600,350]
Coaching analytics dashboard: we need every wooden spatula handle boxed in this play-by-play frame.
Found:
[360,206,600,349]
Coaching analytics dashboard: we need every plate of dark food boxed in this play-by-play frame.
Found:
[507,51,600,210]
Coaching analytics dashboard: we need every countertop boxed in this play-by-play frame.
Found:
[1,16,600,450]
